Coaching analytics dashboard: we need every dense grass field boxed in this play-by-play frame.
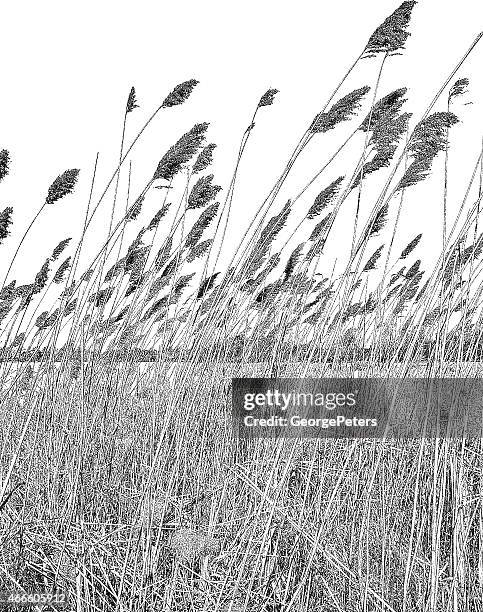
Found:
[1,2,483,610]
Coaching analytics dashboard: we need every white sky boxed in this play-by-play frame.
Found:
[1,0,483,287]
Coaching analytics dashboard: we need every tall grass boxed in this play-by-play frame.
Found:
[0,2,483,610]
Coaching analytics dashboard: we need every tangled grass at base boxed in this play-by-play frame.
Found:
[1,2,483,610]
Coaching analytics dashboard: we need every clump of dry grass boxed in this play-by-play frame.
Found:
[170,528,219,562]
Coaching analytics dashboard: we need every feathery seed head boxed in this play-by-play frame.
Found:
[0,150,10,183]
[53,257,71,284]
[33,259,50,293]
[153,123,209,182]
[154,236,173,271]
[147,203,170,231]
[246,202,291,277]
[307,177,344,219]
[51,238,71,261]
[126,86,139,113]
[187,238,212,262]
[10,333,25,348]
[309,212,331,242]
[0,299,13,322]
[64,299,77,316]
[364,1,417,56]
[187,174,222,210]
[397,112,459,191]
[362,245,384,272]
[255,280,282,306]
[193,143,217,174]
[405,258,421,279]
[104,257,126,282]
[35,311,49,329]
[369,202,389,237]
[449,77,469,100]
[400,233,422,259]
[127,194,144,221]
[197,272,220,298]
[0,207,13,244]
[45,169,80,205]
[0,280,16,301]
[310,86,371,133]
[162,79,199,108]
[258,89,279,108]
[283,243,304,281]
[89,287,114,308]
[174,273,195,296]
[359,87,408,132]
[185,202,219,248]
[353,108,410,189]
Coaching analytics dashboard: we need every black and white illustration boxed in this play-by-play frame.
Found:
[1,1,482,610]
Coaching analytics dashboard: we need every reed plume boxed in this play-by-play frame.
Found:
[33,259,50,294]
[197,272,220,298]
[127,195,144,221]
[368,202,389,237]
[397,112,459,190]
[187,239,213,262]
[400,233,422,258]
[51,238,71,261]
[246,200,291,276]
[53,257,71,284]
[0,150,10,183]
[153,123,209,182]
[185,202,219,248]
[187,174,222,210]
[161,79,199,108]
[154,237,173,271]
[242,253,280,293]
[307,177,343,219]
[147,203,170,231]
[283,243,304,282]
[405,258,421,279]
[353,88,410,188]
[258,89,279,108]
[45,169,80,205]
[362,245,384,272]
[310,86,370,133]
[0,281,16,301]
[364,1,417,57]
[0,207,13,245]
[126,86,139,113]
[193,144,217,174]
[449,77,469,100]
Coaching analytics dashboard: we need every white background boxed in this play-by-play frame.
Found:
[1,0,482,285]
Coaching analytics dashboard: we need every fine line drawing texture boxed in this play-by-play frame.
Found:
[1,1,483,610]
